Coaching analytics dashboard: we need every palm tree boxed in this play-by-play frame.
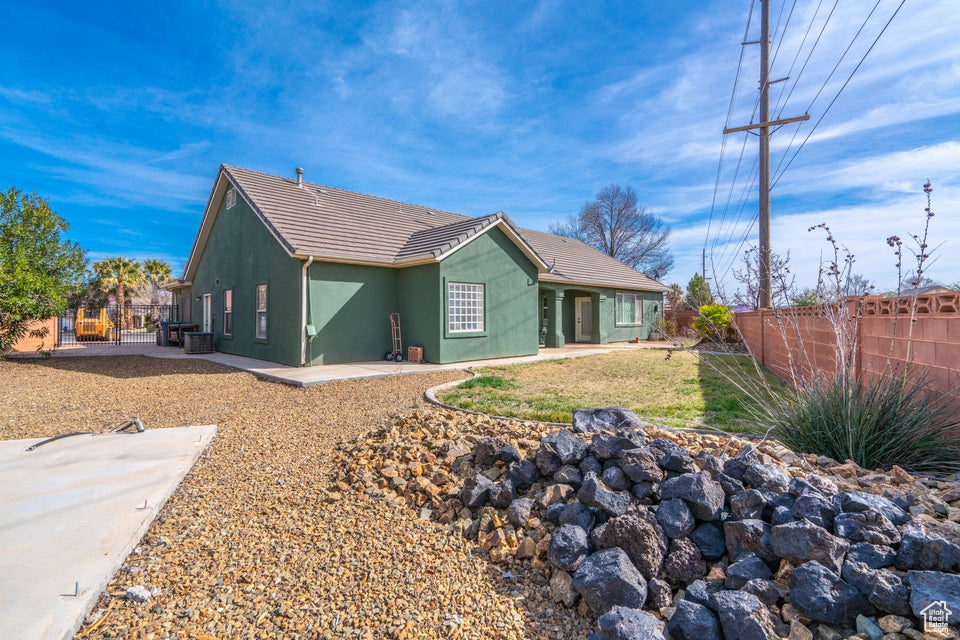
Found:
[142,259,172,305]
[666,283,684,310]
[93,257,146,329]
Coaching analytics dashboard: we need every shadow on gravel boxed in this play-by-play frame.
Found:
[3,355,238,380]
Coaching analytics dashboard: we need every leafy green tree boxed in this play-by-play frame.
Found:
[684,273,713,309]
[0,187,86,354]
[93,257,146,329]
[142,258,172,305]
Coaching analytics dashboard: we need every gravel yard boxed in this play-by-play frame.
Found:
[0,356,590,639]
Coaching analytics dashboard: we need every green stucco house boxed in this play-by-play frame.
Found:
[168,165,669,366]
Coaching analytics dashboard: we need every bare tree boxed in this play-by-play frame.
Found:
[843,273,874,297]
[550,184,673,279]
[898,272,937,292]
[732,246,793,309]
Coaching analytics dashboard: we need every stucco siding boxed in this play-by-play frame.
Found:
[437,228,539,363]
[189,192,301,365]
[306,262,398,365]
[397,264,441,362]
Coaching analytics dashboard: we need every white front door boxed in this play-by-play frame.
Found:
[202,294,212,332]
[575,297,592,342]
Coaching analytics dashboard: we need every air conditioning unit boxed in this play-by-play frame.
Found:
[183,332,214,354]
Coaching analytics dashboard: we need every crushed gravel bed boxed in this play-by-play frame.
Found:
[0,357,589,639]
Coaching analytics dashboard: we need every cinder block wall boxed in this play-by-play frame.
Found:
[736,292,960,403]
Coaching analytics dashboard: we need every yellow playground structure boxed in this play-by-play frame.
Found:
[75,308,114,341]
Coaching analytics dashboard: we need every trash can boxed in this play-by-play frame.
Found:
[158,321,171,347]
[183,332,214,354]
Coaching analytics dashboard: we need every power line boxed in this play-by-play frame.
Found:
[802,0,882,116]
[769,0,799,72]
[773,0,906,186]
[774,0,839,119]
[704,0,756,253]
[771,0,825,117]
[769,0,841,179]
[720,0,810,307]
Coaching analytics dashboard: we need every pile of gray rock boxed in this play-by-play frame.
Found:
[455,407,960,640]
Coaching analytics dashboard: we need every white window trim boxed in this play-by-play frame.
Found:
[255,284,267,339]
[223,289,233,336]
[615,292,643,326]
[226,187,237,209]
[448,282,485,333]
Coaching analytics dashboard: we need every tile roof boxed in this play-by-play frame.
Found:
[523,228,669,292]
[218,165,668,292]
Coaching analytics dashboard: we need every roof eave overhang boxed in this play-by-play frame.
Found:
[538,273,670,292]
[182,166,296,282]
[293,216,550,272]
[292,253,437,268]
[160,279,192,291]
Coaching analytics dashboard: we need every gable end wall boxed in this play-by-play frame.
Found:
[190,190,302,365]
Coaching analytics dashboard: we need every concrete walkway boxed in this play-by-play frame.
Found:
[11,340,677,387]
[0,425,216,640]
[149,342,676,386]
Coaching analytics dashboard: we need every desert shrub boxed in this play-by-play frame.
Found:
[692,304,732,341]
[768,371,960,473]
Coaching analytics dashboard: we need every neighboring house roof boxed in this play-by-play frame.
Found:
[892,285,952,297]
[181,165,669,293]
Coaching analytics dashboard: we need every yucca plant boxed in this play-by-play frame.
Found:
[684,182,960,473]
[768,371,960,473]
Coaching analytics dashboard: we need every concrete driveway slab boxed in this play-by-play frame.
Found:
[0,424,216,640]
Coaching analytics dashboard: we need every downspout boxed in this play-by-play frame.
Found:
[301,256,314,366]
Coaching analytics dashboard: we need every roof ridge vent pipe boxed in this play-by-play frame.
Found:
[295,167,304,187]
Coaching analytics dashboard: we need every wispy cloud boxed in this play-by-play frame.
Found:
[0,0,957,290]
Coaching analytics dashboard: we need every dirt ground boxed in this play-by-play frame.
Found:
[0,356,590,639]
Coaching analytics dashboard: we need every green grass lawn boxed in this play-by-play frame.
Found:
[440,349,782,432]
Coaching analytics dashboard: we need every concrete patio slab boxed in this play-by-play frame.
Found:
[0,424,216,640]
[146,341,677,386]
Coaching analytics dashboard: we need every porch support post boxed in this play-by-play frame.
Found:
[544,288,565,348]
[591,292,608,344]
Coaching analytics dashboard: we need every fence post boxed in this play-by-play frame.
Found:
[758,308,765,366]
[851,298,863,382]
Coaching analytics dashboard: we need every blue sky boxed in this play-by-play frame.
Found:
[2,1,957,294]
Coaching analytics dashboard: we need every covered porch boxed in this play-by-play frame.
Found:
[538,283,663,348]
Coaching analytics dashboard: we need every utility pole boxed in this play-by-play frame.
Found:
[724,0,809,309]
[758,0,771,309]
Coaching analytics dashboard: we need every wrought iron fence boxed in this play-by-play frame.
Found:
[57,304,180,346]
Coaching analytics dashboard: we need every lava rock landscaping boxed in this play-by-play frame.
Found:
[346,405,960,640]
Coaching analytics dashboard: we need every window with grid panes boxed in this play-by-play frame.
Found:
[615,292,643,325]
[447,282,485,332]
